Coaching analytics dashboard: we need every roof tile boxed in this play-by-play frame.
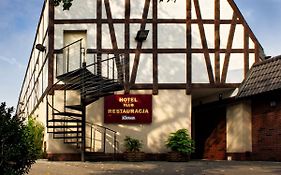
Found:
[237,55,281,98]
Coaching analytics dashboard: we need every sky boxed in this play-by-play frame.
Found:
[0,0,280,108]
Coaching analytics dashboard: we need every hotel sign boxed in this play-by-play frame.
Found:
[104,94,152,123]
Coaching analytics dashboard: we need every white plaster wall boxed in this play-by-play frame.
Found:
[102,0,125,19]
[54,24,96,50]
[55,0,96,19]
[86,90,192,153]
[158,0,186,19]
[204,24,215,49]
[130,54,153,83]
[192,24,202,48]
[158,54,186,83]
[130,0,153,19]
[192,53,209,83]
[44,1,49,33]
[158,24,186,48]
[220,0,234,20]
[249,53,255,69]
[198,0,214,19]
[232,25,244,49]
[220,24,231,49]
[226,53,244,83]
[249,38,255,49]
[226,101,252,153]
[220,24,248,49]
[102,24,125,49]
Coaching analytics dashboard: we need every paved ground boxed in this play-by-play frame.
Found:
[28,159,281,175]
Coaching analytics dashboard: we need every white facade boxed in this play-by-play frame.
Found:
[17,0,264,158]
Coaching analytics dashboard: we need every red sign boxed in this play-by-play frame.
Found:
[104,94,152,124]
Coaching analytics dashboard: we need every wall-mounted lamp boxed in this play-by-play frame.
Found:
[36,44,46,52]
[219,93,223,100]
[270,101,277,107]
[135,30,149,42]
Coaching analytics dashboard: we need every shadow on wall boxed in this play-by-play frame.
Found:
[86,90,191,153]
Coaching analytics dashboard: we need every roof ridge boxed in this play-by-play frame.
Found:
[253,55,281,67]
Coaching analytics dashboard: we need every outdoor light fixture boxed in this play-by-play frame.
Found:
[36,44,46,52]
[219,93,223,100]
[135,30,149,42]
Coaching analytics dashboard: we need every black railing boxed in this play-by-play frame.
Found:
[86,122,118,156]
[56,39,84,76]
[55,39,125,82]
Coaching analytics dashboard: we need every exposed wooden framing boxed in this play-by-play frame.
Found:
[227,0,263,53]
[186,0,192,94]
[152,0,158,95]
[221,13,237,83]
[129,0,151,85]
[192,83,240,88]
[254,42,260,62]
[54,19,244,25]
[97,0,102,75]
[193,0,215,84]
[19,0,266,117]
[124,0,130,93]
[104,0,122,80]
[214,0,220,83]
[86,48,255,54]
[129,83,240,90]
[48,0,55,89]
[104,0,119,51]
[244,28,249,77]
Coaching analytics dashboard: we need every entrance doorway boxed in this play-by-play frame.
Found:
[192,104,226,160]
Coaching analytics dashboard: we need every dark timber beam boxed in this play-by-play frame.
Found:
[124,0,130,93]
[86,48,256,54]
[221,13,237,83]
[227,0,262,52]
[193,0,215,84]
[244,28,249,77]
[186,0,192,94]
[130,83,240,90]
[152,0,158,95]
[130,0,151,86]
[54,19,244,24]
[215,0,220,83]
[104,0,123,81]
[48,0,54,89]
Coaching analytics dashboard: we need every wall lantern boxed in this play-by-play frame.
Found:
[36,44,46,52]
[135,30,149,42]
[270,100,277,107]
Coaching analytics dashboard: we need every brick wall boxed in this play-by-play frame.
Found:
[251,93,281,161]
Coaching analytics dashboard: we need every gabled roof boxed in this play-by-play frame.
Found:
[237,55,281,98]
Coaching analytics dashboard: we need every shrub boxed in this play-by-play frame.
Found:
[166,128,195,155]
[124,136,142,152]
[25,117,45,159]
[0,102,43,175]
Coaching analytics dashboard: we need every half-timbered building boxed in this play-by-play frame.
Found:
[17,0,270,161]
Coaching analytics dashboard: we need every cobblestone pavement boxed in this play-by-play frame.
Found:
[28,159,281,175]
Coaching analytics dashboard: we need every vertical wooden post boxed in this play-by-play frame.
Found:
[153,0,158,95]
[48,0,55,88]
[244,28,249,77]
[215,0,220,83]
[186,0,192,94]
[124,0,130,94]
